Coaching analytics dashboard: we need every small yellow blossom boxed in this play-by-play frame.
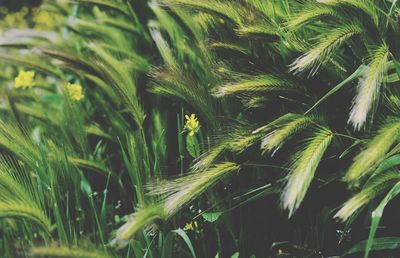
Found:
[184,114,200,136]
[4,7,28,28]
[184,221,198,231]
[33,9,55,30]
[14,70,35,89]
[66,83,84,101]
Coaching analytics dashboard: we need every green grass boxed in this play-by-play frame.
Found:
[0,0,400,257]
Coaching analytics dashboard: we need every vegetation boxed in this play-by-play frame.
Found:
[1,0,400,257]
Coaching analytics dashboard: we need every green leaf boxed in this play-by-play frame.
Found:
[364,182,400,257]
[186,134,200,158]
[393,59,400,80]
[230,252,239,258]
[41,94,63,105]
[172,228,197,258]
[80,177,92,196]
[202,212,223,222]
[373,154,400,176]
[343,237,400,257]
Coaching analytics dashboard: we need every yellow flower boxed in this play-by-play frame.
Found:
[66,83,84,101]
[184,114,200,136]
[183,221,198,231]
[14,70,35,89]
[33,9,55,30]
[4,7,28,28]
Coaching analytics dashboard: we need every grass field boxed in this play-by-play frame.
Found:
[1,0,400,257]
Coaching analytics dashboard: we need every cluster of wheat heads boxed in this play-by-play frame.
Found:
[1,0,400,257]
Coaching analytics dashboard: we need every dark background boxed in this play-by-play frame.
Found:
[0,0,41,10]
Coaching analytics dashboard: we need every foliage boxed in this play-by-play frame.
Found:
[0,0,400,257]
